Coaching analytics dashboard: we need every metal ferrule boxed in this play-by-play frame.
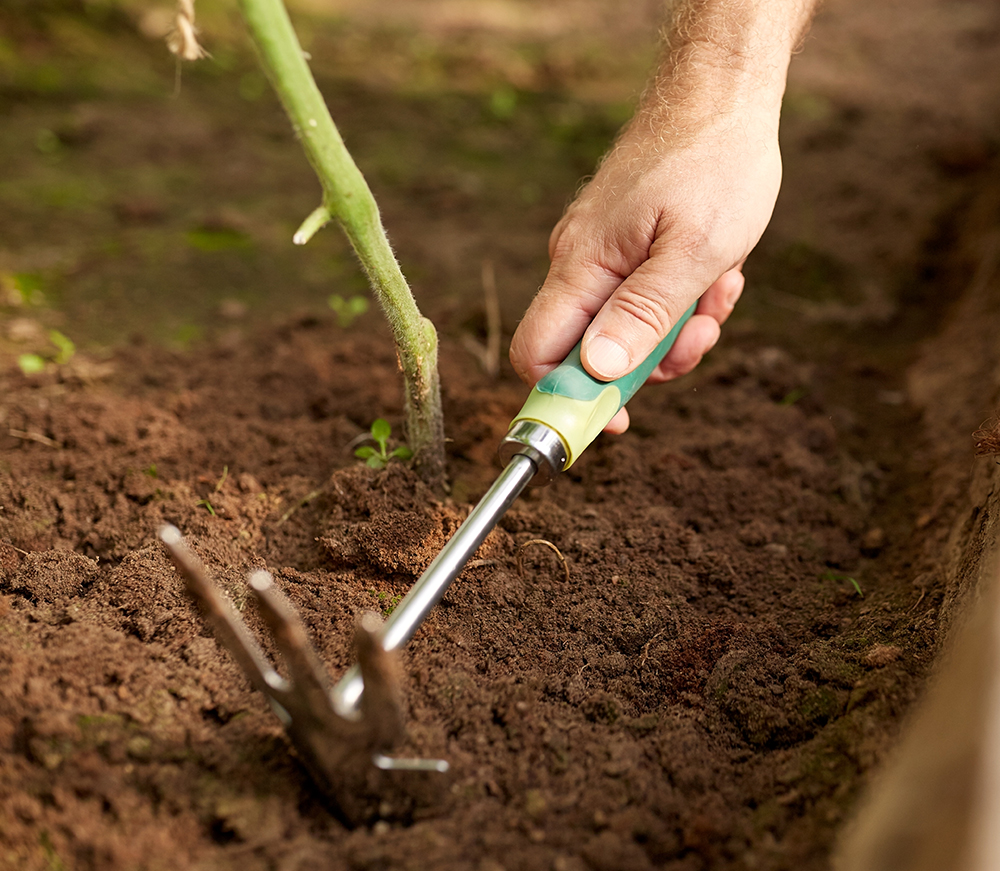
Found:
[497,419,568,486]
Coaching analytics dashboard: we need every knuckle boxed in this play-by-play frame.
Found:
[613,290,674,338]
[548,215,574,259]
[658,207,743,275]
[671,223,719,265]
[549,212,591,258]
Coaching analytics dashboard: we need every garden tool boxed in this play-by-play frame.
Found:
[160,302,696,785]
[159,526,422,792]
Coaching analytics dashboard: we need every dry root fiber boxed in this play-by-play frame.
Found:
[974,415,1000,457]
[167,0,207,62]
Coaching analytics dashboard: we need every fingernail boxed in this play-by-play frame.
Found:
[725,272,745,307]
[586,335,631,380]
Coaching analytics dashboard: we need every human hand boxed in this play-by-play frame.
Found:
[509,101,782,433]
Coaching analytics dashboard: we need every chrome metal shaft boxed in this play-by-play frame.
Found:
[331,453,538,717]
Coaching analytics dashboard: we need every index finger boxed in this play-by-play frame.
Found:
[509,256,623,386]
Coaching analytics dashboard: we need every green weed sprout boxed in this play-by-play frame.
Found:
[9,272,45,306]
[196,466,229,516]
[17,354,46,375]
[49,330,75,364]
[779,387,807,406]
[373,590,403,615]
[16,329,75,375]
[821,570,864,598]
[328,294,369,328]
[355,419,413,469]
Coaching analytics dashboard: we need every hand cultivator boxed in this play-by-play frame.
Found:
[160,306,696,797]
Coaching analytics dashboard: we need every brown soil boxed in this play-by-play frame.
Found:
[1,1,1000,870]
[0,314,935,871]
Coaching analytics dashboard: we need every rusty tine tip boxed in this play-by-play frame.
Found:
[159,524,183,546]
[358,610,383,633]
[248,569,274,592]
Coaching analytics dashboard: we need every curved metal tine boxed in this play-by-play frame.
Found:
[353,611,405,747]
[248,570,337,720]
[159,526,291,706]
[355,614,448,772]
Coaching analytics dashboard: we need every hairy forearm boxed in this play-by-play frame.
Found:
[639,0,818,137]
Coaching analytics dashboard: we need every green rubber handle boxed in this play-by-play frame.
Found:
[511,302,698,469]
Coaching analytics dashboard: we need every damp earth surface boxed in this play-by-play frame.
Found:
[2,1,1000,869]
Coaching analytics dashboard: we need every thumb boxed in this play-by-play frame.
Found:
[509,253,622,386]
[579,254,710,381]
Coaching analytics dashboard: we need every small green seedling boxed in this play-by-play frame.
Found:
[355,418,412,469]
[196,467,229,515]
[374,590,403,615]
[822,570,864,598]
[489,85,518,120]
[779,387,807,407]
[17,353,46,375]
[328,293,369,328]
[49,330,75,365]
[10,272,45,306]
[15,329,76,375]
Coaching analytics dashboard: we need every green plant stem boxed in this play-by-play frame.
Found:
[237,0,446,488]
